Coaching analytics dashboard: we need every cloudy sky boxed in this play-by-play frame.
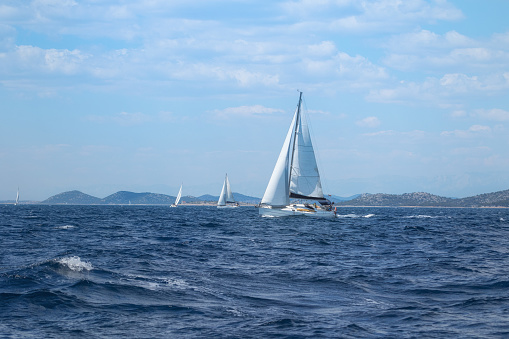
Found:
[1,0,509,201]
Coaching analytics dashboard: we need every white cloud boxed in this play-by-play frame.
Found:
[384,29,509,72]
[385,29,473,53]
[11,45,88,74]
[212,105,285,119]
[474,108,509,121]
[367,72,509,104]
[441,125,492,138]
[307,41,337,57]
[282,0,463,33]
[302,51,388,88]
[356,116,380,128]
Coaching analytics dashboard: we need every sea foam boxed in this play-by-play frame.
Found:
[57,256,93,272]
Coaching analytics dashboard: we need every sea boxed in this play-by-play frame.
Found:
[1,205,509,338]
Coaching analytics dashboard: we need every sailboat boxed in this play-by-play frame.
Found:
[170,184,182,207]
[15,187,19,205]
[258,92,336,218]
[217,174,238,208]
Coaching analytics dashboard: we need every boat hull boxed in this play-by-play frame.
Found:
[258,205,336,218]
[217,205,239,208]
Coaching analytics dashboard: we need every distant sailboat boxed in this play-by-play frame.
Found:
[170,184,182,207]
[15,187,19,205]
[258,92,335,218]
[217,174,238,208]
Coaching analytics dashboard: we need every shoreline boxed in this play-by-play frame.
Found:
[2,202,508,208]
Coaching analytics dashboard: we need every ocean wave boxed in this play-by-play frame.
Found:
[57,256,93,272]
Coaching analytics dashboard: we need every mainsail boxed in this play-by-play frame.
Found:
[289,100,324,200]
[261,92,327,207]
[174,184,182,206]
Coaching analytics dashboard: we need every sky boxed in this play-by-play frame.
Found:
[1,0,509,201]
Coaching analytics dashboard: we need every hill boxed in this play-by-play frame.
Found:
[336,189,509,207]
[456,189,509,207]
[42,190,102,205]
[41,190,261,205]
[101,191,176,205]
[329,194,360,203]
[37,188,509,207]
[336,192,454,207]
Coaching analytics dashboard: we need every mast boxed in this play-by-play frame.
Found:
[288,91,302,192]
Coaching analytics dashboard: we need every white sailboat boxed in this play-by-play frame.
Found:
[170,184,182,207]
[217,174,238,208]
[15,187,19,205]
[259,92,336,218]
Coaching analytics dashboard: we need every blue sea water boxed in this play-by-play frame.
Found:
[1,205,509,338]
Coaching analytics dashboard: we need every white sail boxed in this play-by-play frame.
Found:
[289,106,324,199]
[218,174,235,206]
[260,109,298,207]
[218,179,227,206]
[225,175,235,203]
[174,184,182,206]
[15,188,19,205]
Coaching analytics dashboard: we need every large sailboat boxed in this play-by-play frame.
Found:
[259,92,335,218]
[170,184,182,207]
[217,174,238,208]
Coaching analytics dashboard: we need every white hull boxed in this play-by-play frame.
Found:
[217,204,239,209]
[258,205,336,218]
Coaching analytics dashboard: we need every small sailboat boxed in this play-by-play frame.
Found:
[217,174,238,208]
[15,187,19,205]
[259,92,335,218]
[170,184,182,207]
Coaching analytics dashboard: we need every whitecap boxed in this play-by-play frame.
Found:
[336,213,360,218]
[165,278,189,289]
[57,256,93,272]
[403,215,435,219]
[55,225,75,229]
[364,214,375,218]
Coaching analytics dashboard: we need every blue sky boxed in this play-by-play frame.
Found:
[1,0,509,200]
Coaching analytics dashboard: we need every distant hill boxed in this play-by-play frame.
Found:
[101,191,176,205]
[328,194,360,203]
[457,189,509,207]
[42,190,102,205]
[336,189,509,207]
[232,193,260,204]
[41,190,261,205]
[196,194,217,202]
[336,192,453,207]
[37,188,509,207]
